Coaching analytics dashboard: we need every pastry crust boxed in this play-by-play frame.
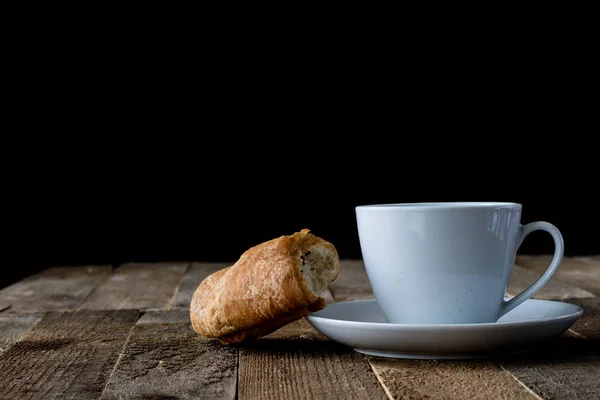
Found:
[190,229,340,344]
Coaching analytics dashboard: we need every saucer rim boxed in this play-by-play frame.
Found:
[307,298,583,330]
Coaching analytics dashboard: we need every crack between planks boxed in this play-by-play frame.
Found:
[99,311,142,399]
[499,295,590,399]
[365,357,394,400]
[499,365,544,400]
[567,328,585,338]
[166,261,192,311]
[498,321,589,400]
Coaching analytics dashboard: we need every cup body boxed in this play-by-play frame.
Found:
[356,202,523,324]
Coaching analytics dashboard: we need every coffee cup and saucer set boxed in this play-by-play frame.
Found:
[306,202,583,359]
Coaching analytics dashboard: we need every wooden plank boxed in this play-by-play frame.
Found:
[368,358,538,400]
[79,262,189,311]
[500,297,600,400]
[516,255,600,296]
[238,318,387,400]
[0,266,112,313]
[576,256,600,266]
[329,260,374,301]
[568,297,600,339]
[508,264,595,300]
[0,314,42,354]
[0,310,139,399]
[171,262,229,309]
[580,255,600,262]
[100,310,237,400]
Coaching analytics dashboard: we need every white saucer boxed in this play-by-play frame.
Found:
[306,299,582,360]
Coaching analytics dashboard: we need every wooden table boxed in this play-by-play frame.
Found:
[0,256,599,399]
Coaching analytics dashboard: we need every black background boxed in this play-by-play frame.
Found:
[3,28,598,290]
[5,140,598,290]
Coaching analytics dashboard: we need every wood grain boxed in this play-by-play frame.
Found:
[329,260,374,301]
[79,262,189,311]
[579,256,600,263]
[171,262,229,309]
[516,255,600,296]
[0,314,42,354]
[0,310,139,399]
[575,256,600,264]
[508,264,595,300]
[568,297,600,338]
[500,298,600,400]
[368,358,538,400]
[238,318,387,400]
[0,256,596,400]
[0,266,112,312]
[101,310,237,400]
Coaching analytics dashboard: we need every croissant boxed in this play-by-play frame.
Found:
[190,229,340,344]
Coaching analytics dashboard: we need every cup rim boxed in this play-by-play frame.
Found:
[356,202,522,210]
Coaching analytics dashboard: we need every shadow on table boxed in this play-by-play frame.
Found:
[238,336,355,356]
[236,336,600,368]
[495,335,600,366]
[228,317,356,355]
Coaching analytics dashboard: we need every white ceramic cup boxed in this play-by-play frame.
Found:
[355,202,564,324]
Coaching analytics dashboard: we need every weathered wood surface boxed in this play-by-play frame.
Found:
[368,358,538,400]
[0,256,598,399]
[79,262,189,311]
[0,313,42,354]
[0,310,139,400]
[516,255,600,296]
[0,266,112,313]
[578,256,600,263]
[568,297,600,338]
[507,264,595,300]
[101,310,237,400]
[238,318,387,400]
[500,297,600,400]
[171,262,229,309]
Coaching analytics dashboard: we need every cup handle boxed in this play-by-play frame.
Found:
[500,221,564,317]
